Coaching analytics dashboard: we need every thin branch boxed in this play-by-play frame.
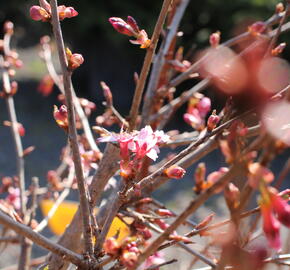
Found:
[163,12,289,91]
[1,31,27,270]
[0,211,87,268]
[132,164,243,269]
[128,0,173,130]
[49,0,93,257]
[141,0,191,127]
[40,37,99,152]
[145,259,178,270]
[47,143,120,269]
[94,180,125,254]
[265,3,289,56]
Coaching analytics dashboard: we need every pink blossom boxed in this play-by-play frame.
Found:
[270,192,290,227]
[6,187,21,210]
[261,204,281,250]
[197,97,211,117]
[144,252,165,269]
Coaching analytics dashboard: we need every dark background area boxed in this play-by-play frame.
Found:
[0,0,289,242]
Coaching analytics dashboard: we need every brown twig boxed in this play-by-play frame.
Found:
[47,143,120,269]
[141,0,191,127]
[132,164,241,269]
[94,180,125,254]
[163,12,289,91]
[265,4,289,57]
[1,30,27,270]
[40,36,99,152]
[49,0,93,257]
[145,259,178,269]
[128,0,173,130]
[0,211,88,268]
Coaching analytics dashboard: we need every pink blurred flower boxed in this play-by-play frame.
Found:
[261,203,281,250]
[270,191,290,227]
[144,252,165,269]
[6,187,21,210]
[248,163,274,189]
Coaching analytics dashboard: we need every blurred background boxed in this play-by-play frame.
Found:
[0,0,289,267]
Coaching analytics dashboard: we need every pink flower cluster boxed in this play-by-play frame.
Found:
[109,16,150,48]
[98,126,169,180]
[184,94,211,130]
[30,0,78,22]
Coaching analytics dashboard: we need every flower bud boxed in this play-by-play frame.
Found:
[120,251,138,268]
[38,75,54,96]
[207,110,220,131]
[224,183,240,210]
[169,234,193,243]
[3,121,25,136]
[103,237,121,256]
[23,146,35,157]
[109,17,136,36]
[155,209,174,217]
[271,43,286,56]
[66,48,84,70]
[164,166,186,179]
[248,21,267,36]
[57,5,78,21]
[4,21,14,35]
[275,3,284,13]
[193,162,206,194]
[154,219,169,230]
[247,163,274,189]
[195,213,214,230]
[209,31,220,48]
[100,81,113,107]
[10,81,18,95]
[53,105,68,131]
[126,16,140,33]
[30,6,50,22]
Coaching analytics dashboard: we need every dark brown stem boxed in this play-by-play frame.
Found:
[49,0,93,257]
[128,0,173,130]
[0,211,87,268]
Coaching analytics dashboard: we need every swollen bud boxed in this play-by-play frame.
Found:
[275,3,284,13]
[100,81,113,107]
[4,21,14,35]
[224,182,240,210]
[53,105,68,131]
[66,48,84,70]
[271,43,286,56]
[209,31,220,48]
[164,165,186,179]
[248,21,267,36]
[207,110,220,131]
[103,237,121,256]
[30,6,50,22]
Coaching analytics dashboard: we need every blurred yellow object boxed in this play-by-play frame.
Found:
[40,199,131,242]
